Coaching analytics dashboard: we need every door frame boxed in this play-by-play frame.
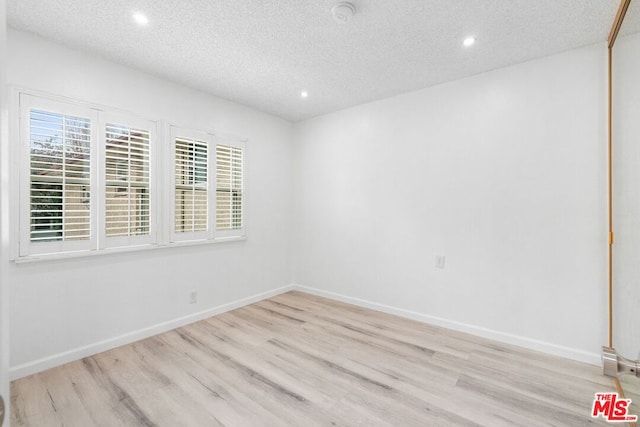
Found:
[0,0,10,424]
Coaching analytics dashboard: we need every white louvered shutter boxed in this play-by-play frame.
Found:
[171,128,210,241]
[102,115,156,248]
[99,112,158,249]
[29,109,91,242]
[215,141,244,238]
[22,94,98,257]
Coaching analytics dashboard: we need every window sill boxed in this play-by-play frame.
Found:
[13,235,247,264]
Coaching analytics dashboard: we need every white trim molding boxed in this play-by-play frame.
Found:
[292,284,602,366]
[10,284,294,380]
[10,282,602,380]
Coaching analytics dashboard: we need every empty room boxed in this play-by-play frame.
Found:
[1,0,640,426]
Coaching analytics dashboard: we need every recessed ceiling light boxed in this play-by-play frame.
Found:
[133,12,149,26]
[463,36,476,47]
[300,91,309,98]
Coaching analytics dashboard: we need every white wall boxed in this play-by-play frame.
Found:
[6,30,293,376]
[613,31,640,360]
[291,43,608,363]
[0,0,11,416]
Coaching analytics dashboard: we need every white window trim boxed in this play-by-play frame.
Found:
[12,88,247,263]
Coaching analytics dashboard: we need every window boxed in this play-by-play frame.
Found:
[172,130,209,241]
[19,94,157,257]
[101,113,156,248]
[17,92,245,260]
[170,127,245,242]
[215,143,244,234]
[30,110,92,242]
[20,96,98,257]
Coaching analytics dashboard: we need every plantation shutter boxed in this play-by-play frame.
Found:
[173,133,209,240]
[215,141,244,237]
[22,95,98,257]
[104,123,151,238]
[20,95,248,259]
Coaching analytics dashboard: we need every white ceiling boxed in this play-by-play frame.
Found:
[5,0,635,122]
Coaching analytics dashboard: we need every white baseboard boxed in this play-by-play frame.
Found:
[10,285,295,380]
[292,284,602,366]
[11,283,601,380]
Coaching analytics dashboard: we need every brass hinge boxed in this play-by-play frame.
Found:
[609,231,615,245]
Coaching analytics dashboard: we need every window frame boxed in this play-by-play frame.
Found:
[13,89,247,262]
[169,126,247,243]
[18,93,99,257]
[169,126,213,243]
[99,111,158,250]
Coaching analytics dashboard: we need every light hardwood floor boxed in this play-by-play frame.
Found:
[11,291,616,426]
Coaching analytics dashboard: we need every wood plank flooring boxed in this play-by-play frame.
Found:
[11,291,616,426]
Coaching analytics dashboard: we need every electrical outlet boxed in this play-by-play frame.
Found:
[435,255,445,269]
[189,290,198,304]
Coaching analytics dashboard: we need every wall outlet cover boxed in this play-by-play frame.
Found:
[189,290,198,304]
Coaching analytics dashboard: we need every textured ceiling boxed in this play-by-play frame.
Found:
[6,0,636,122]
[620,0,640,37]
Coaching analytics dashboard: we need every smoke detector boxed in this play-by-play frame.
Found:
[331,2,356,24]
